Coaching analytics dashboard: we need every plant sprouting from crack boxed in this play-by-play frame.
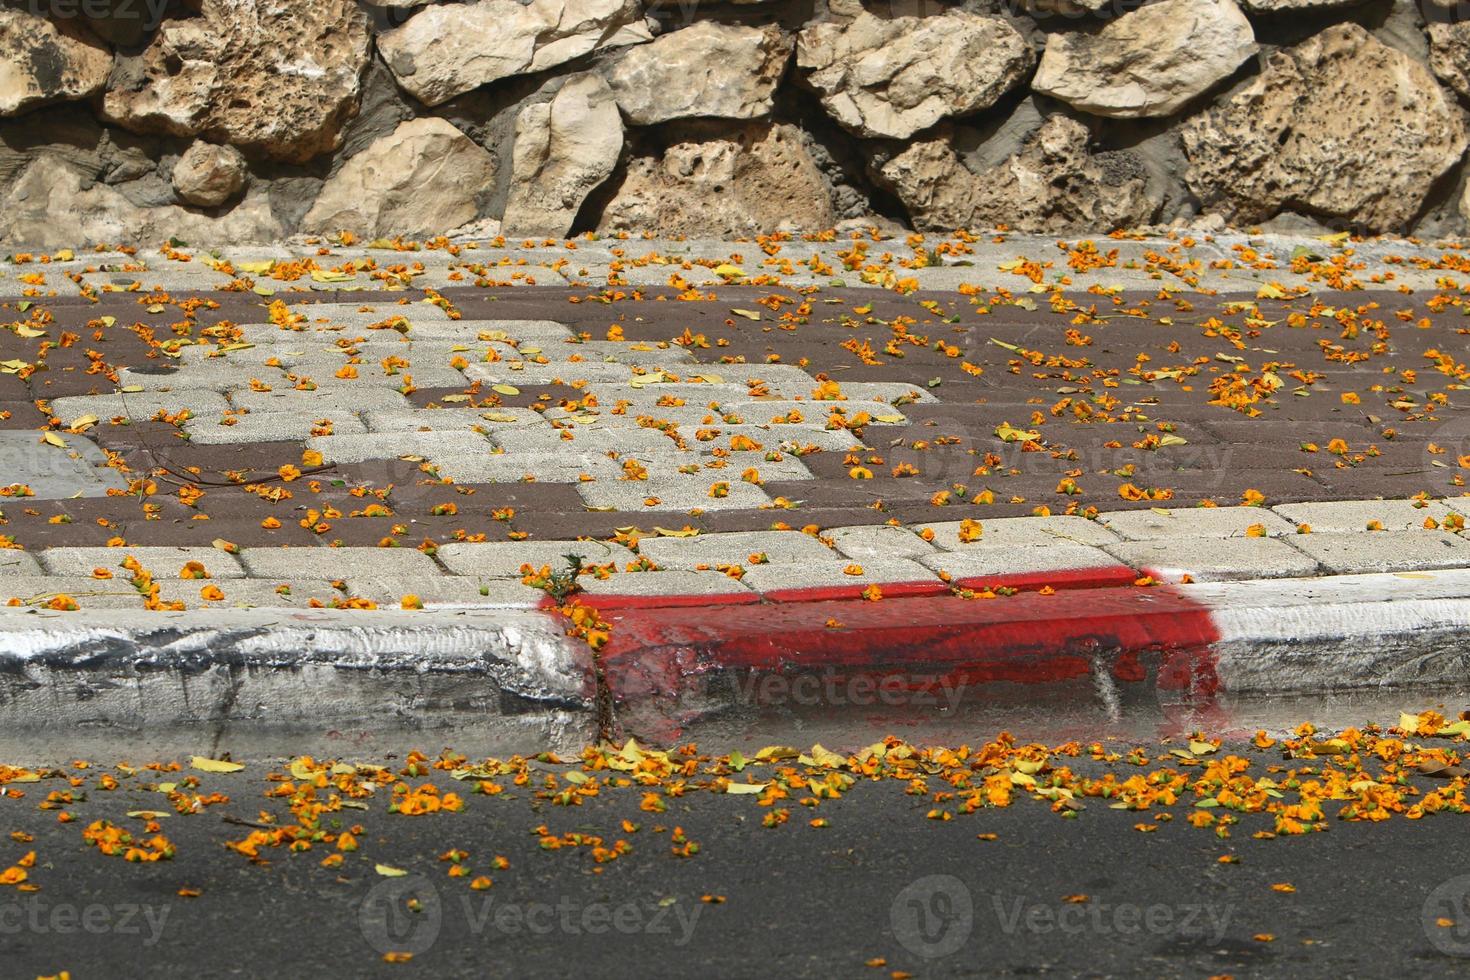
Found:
[522,554,586,602]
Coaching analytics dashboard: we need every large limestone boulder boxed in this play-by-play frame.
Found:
[503,75,624,238]
[101,0,370,163]
[0,155,285,247]
[303,118,495,238]
[875,116,1156,233]
[172,142,249,208]
[0,10,112,117]
[1182,24,1467,231]
[1429,17,1470,100]
[378,0,650,107]
[1033,0,1257,118]
[607,22,790,125]
[598,122,840,236]
[1236,0,1364,9]
[797,11,1032,140]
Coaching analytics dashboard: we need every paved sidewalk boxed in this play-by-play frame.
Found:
[5,231,1470,741]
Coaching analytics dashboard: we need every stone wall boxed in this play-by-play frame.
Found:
[4,0,1470,246]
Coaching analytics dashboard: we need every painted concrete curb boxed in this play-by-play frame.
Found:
[590,569,1470,740]
[0,607,591,753]
[4,569,1470,746]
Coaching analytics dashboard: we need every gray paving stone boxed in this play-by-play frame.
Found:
[0,576,144,609]
[543,405,737,427]
[827,524,938,560]
[917,516,1120,550]
[452,320,578,343]
[0,551,41,575]
[1098,506,1299,541]
[727,400,910,425]
[283,356,469,388]
[305,431,495,465]
[738,557,939,593]
[686,425,862,452]
[238,546,442,579]
[842,382,938,404]
[577,473,772,511]
[285,300,453,323]
[184,412,368,445]
[116,363,282,393]
[230,386,414,414]
[362,408,546,433]
[37,546,245,578]
[0,431,129,499]
[588,383,757,405]
[636,530,835,569]
[49,391,232,422]
[434,450,622,484]
[1272,499,1456,533]
[465,361,650,386]
[491,426,676,455]
[576,570,755,598]
[554,341,697,363]
[686,454,816,482]
[152,578,342,609]
[345,575,546,608]
[1104,537,1319,582]
[437,540,635,577]
[175,345,308,368]
[918,542,1127,579]
[1282,531,1470,574]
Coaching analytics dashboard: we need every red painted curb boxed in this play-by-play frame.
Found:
[574,574,1221,740]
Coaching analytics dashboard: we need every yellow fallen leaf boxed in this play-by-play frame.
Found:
[807,744,847,768]
[190,756,244,774]
[995,422,1040,443]
[491,384,520,396]
[725,782,767,795]
[40,432,66,449]
[375,864,409,877]
[754,745,798,762]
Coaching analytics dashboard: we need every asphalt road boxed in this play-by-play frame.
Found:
[3,742,1470,979]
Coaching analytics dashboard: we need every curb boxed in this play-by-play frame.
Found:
[590,569,1470,741]
[5,569,1470,748]
[0,607,592,754]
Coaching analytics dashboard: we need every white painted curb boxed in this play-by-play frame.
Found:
[0,606,593,749]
